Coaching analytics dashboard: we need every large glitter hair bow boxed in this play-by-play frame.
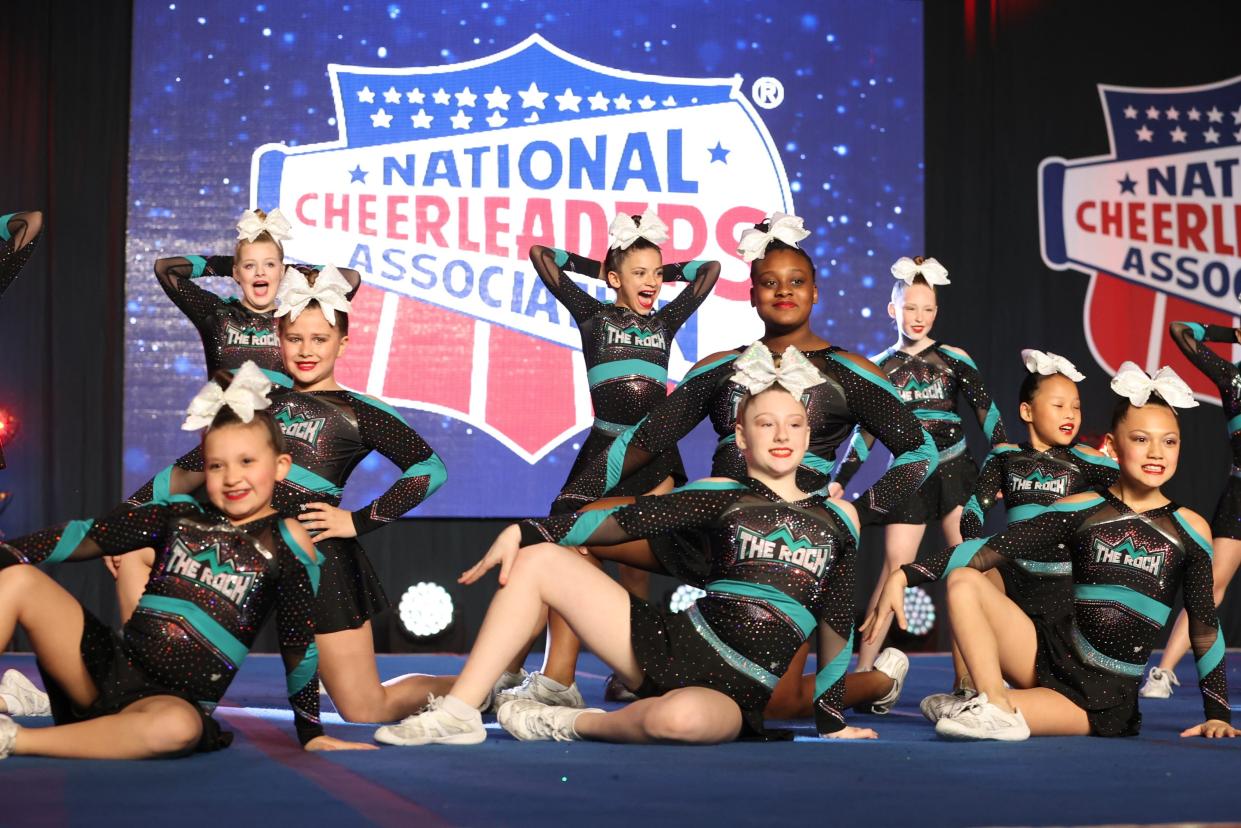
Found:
[608,210,669,250]
[236,208,294,244]
[274,264,353,325]
[736,212,811,263]
[1109,361,1198,409]
[730,341,826,399]
[182,361,274,430]
[1022,349,1085,383]
[890,256,950,286]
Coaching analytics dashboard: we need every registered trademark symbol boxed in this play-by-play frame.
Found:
[751,76,784,109]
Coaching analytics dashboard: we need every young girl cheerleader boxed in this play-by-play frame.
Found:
[503,215,937,714]
[373,351,877,746]
[922,351,1119,715]
[113,269,450,724]
[0,209,43,471]
[1141,320,1241,697]
[836,256,1007,678]
[865,363,1237,741]
[0,366,374,758]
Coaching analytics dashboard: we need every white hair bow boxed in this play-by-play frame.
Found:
[608,210,669,250]
[1109,361,1198,409]
[236,208,294,244]
[1022,349,1085,383]
[182,361,274,431]
[891,256,950,286]
[274,265,353,325]
[736,212,812,263]
[730,341,826,399]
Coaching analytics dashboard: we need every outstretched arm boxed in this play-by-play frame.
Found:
[1174,510,1234,735]
[0,501,199,568]
[960,444,1018,539]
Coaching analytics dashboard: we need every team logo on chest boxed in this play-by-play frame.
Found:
[1009,467,1071,497]
[165,538,258,604]
[274,405,328,447]
[898,374,946,402]
[735,524,835,578]
[224,322,278,349]
[602,319,666,351]
[1092,532,1167,578]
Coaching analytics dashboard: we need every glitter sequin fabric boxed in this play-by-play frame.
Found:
[528,247,719,514]
[0,502,324,745]
[520,477,858,735]
[904,488,1230,734]
[0,213,42,470]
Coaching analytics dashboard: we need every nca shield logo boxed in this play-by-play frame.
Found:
[1039,75,1241,405]
[249,35,791,461]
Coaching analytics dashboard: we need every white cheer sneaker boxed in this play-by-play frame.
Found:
[0,670,51,717]
[498,699,602,742]
[1138,666,1179,699]
[934,693,1030,742]
[374,695,486,746]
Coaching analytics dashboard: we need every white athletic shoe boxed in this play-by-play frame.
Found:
[0,669,51,717]
[0,714,15,759]
[498,699,602,742]
[495,671,585,709]
[934,693,1030,742]
[481,669,529,713]
[920,688,979,723]
[1138,666,1179,699]
[373,695,486,746]
[868,648,910,715]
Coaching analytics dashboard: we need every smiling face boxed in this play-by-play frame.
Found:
[1021,374,1082,447]
[233,239,283,312]
[750,248,818,331]
[889,281,937,344]
[1105,402,1180,490]
[606,247,664,314]
[734,387,810,478]
[203,420,291,523]
[280,305,348,391]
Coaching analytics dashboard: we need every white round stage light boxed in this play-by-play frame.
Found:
[668,584,706,614]
[903,585,936,637]
[398,581,455,638]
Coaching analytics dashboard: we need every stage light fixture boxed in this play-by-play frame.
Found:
[668,584,706,613]
[903,585,936,637]
[398,581,455,638]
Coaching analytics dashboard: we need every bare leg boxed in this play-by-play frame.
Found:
[1005,687,1090,736]
[945,567,1038,713]
[857,522,927,671]
[317,623,457,722]
[1157,537,1241,672]
[13,695,204,759]
[574,686,743,744]
[0,566,96,711]
[111,547,155,625]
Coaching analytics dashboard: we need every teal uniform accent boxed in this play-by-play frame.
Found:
[844,430,870,464]
[685,604,780,690]
[259,369,293,389]
[1006,503,1046,524]
[1048,494,1106,513]
[0,212,15,242]
[1196,629,1226,679]
[1229,414,1241,436]
[991,444,1021,457]
[349,391,404,421]
[277,519,321,594]
[673,480,747,493]
[286,641,319,696]
[945,538,987,575]
[153,466,174,503]
[1069,446,1118,470]
[680,260,703,282]
[823,500,859,546]
[891,429,940,478]
[286,464,345,498]
[815,631,854,698]
[801,450,834,478]
[983,404,1002,442]
[186,254,208,277]
[138,595,249,668]
[586,359,668,387]
[603,418,644,492]
[1074,584,1172,626]
[401,454,448,498]
[45,520,95,564]
[706,580,817,638]
[827,352,906,403]
[1070,624,1144,677]
[913,409,962,422]
[681,353,738,385]
[1172,511,1214,559]
[592,418,631,435]
[1180,321,1206,341]
[552,247,570,267]
[1013,559,1072,576]
[560,507,620,547]
[963,495,984,526]
[938,344,978,369]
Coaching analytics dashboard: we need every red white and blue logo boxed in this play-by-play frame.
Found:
[249,35,792,461]
[1040,75,1241,404]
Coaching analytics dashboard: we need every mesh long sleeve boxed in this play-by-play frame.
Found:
[527,246,606,324]
[349,394,446,534]
[961,445,1017,539]
[650,260,720,335]
[274,520,325,745]
[0,501,198,568]
[938,345,1006,446]
[154,255,233,333]
[1178,516,1231,723]
[812,547,856,735]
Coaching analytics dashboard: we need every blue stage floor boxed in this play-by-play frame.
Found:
[2,651,1239,827]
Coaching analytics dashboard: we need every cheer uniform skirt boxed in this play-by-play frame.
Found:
[879,443,978,525]
[1033,614,1141,737]
[312,537,389,633]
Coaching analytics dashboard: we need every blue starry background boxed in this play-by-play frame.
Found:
[125,0,922,516]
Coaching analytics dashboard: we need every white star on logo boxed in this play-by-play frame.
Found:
[455,87,478,108]
[1187,107,1201,121]
[555,88,582,112]
[587,91,609,111]
[1204,127,1221,144]
[1233,105,1241,125]
[432,87,451,106]
[1145,105,1161,120]
[662,95,677,107]
[613,93,632,111]
[406,88,425,105]
[1136,125,1153,142]
[637,95,656,110]
[370,108,393,128]
[1170,126,1187,143]
[383,86,402,104]
[1207,106,1224,123]
[1165,106,1179,120]
[357,86,376,104]
[518,82,548,109]
[486,111,508,128]
[410,109,433,129]
[1122,105,1138,119]
[450,109,473,130]
[484,85,511,110]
